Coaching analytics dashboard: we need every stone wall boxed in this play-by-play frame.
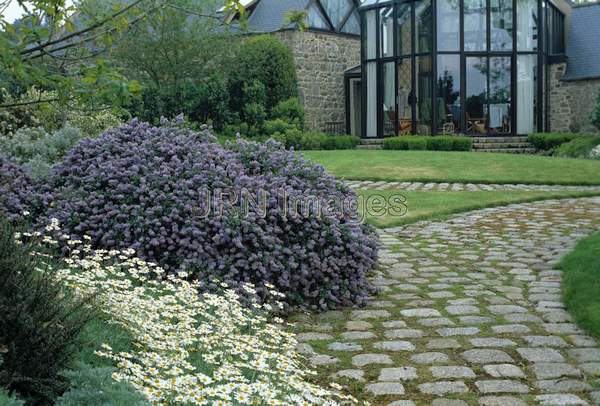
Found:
[548,63,600,133]
[273,30,360,132]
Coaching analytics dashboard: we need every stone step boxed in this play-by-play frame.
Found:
[359,138,384,145]
[473,142,533,149]
[471,136,529,143]
[357,144,383,150]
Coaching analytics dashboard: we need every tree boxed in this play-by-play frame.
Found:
[0,0,244,109]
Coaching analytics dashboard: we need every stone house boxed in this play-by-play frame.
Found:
[236,0,600,137]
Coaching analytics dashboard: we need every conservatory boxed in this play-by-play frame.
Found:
[347,0,567,138]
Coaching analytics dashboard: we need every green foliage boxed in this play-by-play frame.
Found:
[0,386,24,406]
[554,136,600,159]
[263,119,298,136]
[592,90,600,131]
[271,98,305,127]
[0,220,92,404]
[56,363,148,406]
[230,35,298,115]
[527,133,587,151]
[273,129,360,150]
[194,78,231,131]
[383,136,472,151]
[559,231,600,338]
[0,125,87,179]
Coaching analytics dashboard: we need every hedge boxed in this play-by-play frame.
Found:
[273,129,360,150]
[527,133,592,151]
[555,136,600,159]
[383,136,472,151]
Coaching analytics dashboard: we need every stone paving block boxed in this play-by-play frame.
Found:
[327,342,362,351]
[387,401,416,406]
[523,335,569,347]
[385,329,424,339]
[373,340,416,352]
[580,362,600,374]
[470,338,517,348]
[544,323,581,335]
[297,332,334,341]
[365,382,406,396]
[352,353,393,367]
[475,380,529,394]
[432,400,468,406]
[437,327,480,337]
[382,320,408,328]
[426,339,462,349]
[459,316,494,325]
[491,324,530,334]
[517,347,565,363]
[461,349,514,364]
[378,367,418,381]
[345,320,373,330]
[478,396,527,406]
[483,364,525,378]
[535,379,592,393]
[534,394,589,405]
[331,369,365,381]
[488,305,528,314]
[418,381,469,395]
[568,348,600,362]
[419,317,455,327]
[430,366,476,379]
[340,331,376,340]
[351,309,391,320]
[532,363,582,379]
[410,352,450,364]
[400,308,442,317]
[310,354,339,366]
[446,305,480,315]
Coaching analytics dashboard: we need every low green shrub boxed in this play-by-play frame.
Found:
[555,136,600,159]
[383,136,472,151]
[271,97,305,127]
[0,219,92,404]
[527,133,588,151]
[0,125,87,179]
[0,387,24,406]
[56,363,148,406]
[263,119,298,136]
[273,129,360,150]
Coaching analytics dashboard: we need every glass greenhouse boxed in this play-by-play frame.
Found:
[347,0,566,137]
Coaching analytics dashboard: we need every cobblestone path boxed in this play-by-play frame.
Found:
[344,180,600,193]
[294,197,600,405]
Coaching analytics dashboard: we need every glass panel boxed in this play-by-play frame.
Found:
[416,0,432,53]
[491,0,513,51]
[349,78,362,137]
[517,0,538,51]
[437,54,461,134]
[437,0,460,52]
[396,3,412,56]
[464,0,487,51]
[364,10,377,59]
[397,58,413,134]
[320,0,353,29]
[382,62,396,136]
[466,56,488,134]
[307,2,330,30]
[365,61,378,137]
[517,54,537,134]
[416,55,433,134]
[488,57,511,133]
[341,10,360,34]
[380,7,394,58]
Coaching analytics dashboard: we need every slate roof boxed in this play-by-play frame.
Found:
[563,3,600,81]
[246,0,310,33]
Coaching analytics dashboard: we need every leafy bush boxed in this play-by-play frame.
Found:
[0,125,87,179]
[0,220,91,404]
[273,129,360,150]
[0,387,24,406]
[193,77,231,131]
[41,120,377,310]
[555,136,600,159]
[56,363,148,406]
[230,36,298,115]
[263,119,298,136]
[383,136,472,151]
[271,98,305,127]
[592,90,600,131]
[527,133,588,151]
[0,154,39,223]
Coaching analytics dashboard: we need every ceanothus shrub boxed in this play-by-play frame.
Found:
[42,119,378,310]
[0,153,37,222]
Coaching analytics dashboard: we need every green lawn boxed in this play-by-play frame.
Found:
[303,150,600,185]
[559,231,600,338]
[359,190,600,228]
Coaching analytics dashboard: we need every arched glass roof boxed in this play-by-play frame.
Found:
[358,0,395,10]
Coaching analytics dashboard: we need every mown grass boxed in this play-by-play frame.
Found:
[302,150,600,185]
[358,190,600,228]
[559,231,600,338]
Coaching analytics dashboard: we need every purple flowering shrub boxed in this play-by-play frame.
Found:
[0,154,37,222]
[43,119,378,310]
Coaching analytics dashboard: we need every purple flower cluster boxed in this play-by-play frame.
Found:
[0,154,37,223]
[41,120,378,310]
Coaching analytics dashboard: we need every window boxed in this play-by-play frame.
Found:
[466,56,488,134]
[517,54,538,134]
[380,7,394,58]
[307,2,331,30]
[364,9,377,59]
[341,10,361,34]
[321,0,353,29]
[464,0,487,51]
[396,3,412,56]
[546,4,565,55]
[416,0,432,53]
[437,55,461,134]
[437,0,460,52]
[491,0,513,51]
[416,55,433,134]
[517,0,538,51]
[489,57,511,133]
[382,62,396,136]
